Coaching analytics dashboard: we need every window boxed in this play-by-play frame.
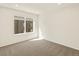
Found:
[14,20,24,34]
[14,16,33,34]
[26,20,33,32]
[14,16,24,34]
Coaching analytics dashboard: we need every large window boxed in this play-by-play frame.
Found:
[14,16,33,34]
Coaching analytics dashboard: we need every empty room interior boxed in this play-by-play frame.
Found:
[0,3,79,56]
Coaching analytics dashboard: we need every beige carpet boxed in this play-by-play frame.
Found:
[0,39,79,56]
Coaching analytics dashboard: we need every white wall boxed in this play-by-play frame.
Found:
[39,6,79,50]
[0,6,39,47]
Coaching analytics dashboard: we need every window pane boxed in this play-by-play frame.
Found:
[14,20,24,34]
[26,20,33,32]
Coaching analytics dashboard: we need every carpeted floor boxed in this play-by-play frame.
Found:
[0,39,79,56]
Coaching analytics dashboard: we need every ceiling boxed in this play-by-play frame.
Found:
[0,3,79,14]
